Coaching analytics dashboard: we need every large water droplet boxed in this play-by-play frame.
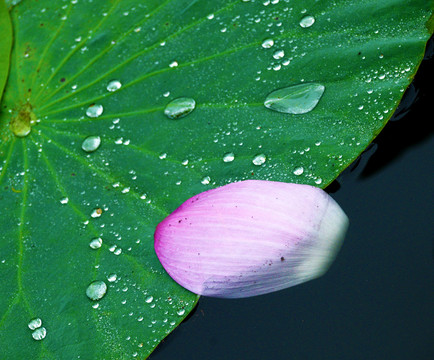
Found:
[86,104,104,118]
[32,327,47,341]
[107,273,117,282]
[261,38,274,48]
[107,80,122,92]
[164,97,196,119]
[89,237,102,249]
[300,15,315,28]
[201,176,211,185]
[223,152,235,163]
[264,83,325,114]
[272,49,285,59]
[82,135,101,152]
[293,166,304,175]
[86,280,107,301]
[91,208,103,218]
[252,154,266,166]
[28,318,42,330]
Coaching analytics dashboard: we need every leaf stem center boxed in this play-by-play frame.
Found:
[9,102,37,137]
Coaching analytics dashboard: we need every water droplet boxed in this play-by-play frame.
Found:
[86,104,103,118]
[107,273,117,282]
[145,295,153,303]
[169,60,178,68]
[272,49,285,59]
[252,154,266,166]
[261,38,274,48]
[201,176,211,185]
[223,152,235,162]
[293,166,304,176]
[90,208,103,218]
[60,197,69,204]
[82,135,101,153]
[32,327,47,341]
[177,308,186,316]
[86,280,107,301]
[164,97,196,119]
[89,237,102,249]
[28,318,42,330]
[264,83,325,114]
[300,15,315,28]
[106,80,122,92]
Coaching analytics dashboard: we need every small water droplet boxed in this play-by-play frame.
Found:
[261,38,274,48]
[264,83,325,114]
[32,327,47,341]
[164,97,196,119]
[145,295,153,303]
[90,208,103,218]
[223,152,235,162]
[89,237,102,249]
[272,49,285,59]
[81,135,101,153]
[86,280,107,301]
[106,80,122,92]
[252,154,266,166]
[86,104,103,118]
[293,166,304,176]
[201,176,211,185]
[300,15,315,28]
[60,197,69,204]
[107,273,117,282]
[177,309,186,316]
[28,318,42,330]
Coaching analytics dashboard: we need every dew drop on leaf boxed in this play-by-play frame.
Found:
[86,280,107,301]
[223,152,235,162]
[32,327,47,341]
[89,237,102,249]
[82,135,101,153]
[106,80,122,92]
[261,38,274,48]
[273,49,285,59]
[164,97,196,119]
[201,176,211,185]
[300,15,315,28]
[107,274,117,282]
[264,83,325,114]
[86,104,104,118]
[252,154,267,166]
[293,166,304,175]
[90,208,103,218]
[169,60,178,68]
[28,318,42,330]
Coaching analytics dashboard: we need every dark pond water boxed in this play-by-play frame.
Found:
[149,41,433,360]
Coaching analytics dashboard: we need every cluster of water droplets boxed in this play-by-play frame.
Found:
[28,318,47,341]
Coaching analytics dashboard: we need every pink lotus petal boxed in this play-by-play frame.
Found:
[154,180,348,298]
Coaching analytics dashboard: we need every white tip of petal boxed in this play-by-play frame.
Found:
[154,180,349,298]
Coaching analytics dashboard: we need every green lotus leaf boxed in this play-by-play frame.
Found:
[0,0,432,359]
